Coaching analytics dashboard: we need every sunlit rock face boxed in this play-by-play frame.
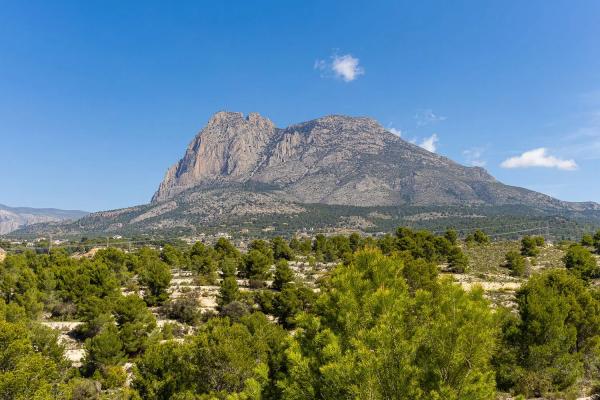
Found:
[152,111,591,211]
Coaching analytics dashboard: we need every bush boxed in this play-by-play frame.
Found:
[161,322,187,339]
[93,365,127,389]
[271,237,294,261]
[83,324,125,375]
[254,290,276,314]
[505,251,526,277]
[274,283,316,328]
[447,246,469,272]
[465,230,490,246]
[591,382,600,399]
[164,293,201,325]
[581,233,595,247]
[512,270,600,395]
[219,301,250,322]
[563,244,599,281]
[273,259,294,291]
[138,258,172,306]
[51,301,77,319]
[473,229,491,245]
[248,278,267,289]
[521,236,540,257]
[444,228,458,245]
[219,257,239,278]
[69,378,101,400]
[242,250,272,280]
[218,277,240,307]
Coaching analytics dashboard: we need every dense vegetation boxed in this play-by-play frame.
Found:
[10,202,599,241]
[1,228,599,399]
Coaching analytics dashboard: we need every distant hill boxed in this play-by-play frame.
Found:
[12,111,600,237]
[0,204,88,235]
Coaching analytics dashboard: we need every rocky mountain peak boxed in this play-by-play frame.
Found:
[151,111,578,211]
[207,110,243,123]
[309,114,376,124]
[151,111,278,203]
[288,114,383,136]
[207,111,275,131]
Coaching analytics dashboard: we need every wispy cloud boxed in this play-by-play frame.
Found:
[561,110,600,160]
[314,53,364,82]
[463,147,486,167]
[387,126,402,136]
[501,148,577,171]
[419,133,438,153]
[414,109,446,127]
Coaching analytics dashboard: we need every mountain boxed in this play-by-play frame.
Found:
[12,111,600,237]
[0,204,88,235]
[153,111,598,211]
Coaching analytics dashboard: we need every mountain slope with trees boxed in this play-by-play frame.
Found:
[9,111,600,237]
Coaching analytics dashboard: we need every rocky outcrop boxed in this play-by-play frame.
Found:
[152,112,277,202]
[152,111,598,212]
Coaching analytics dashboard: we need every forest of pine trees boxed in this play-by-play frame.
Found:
[0,228,599,399]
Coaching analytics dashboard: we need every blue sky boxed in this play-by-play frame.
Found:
[1,0,599,211]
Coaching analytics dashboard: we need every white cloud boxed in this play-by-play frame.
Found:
[388,127,402,136]
[314,53,364,82]
[419,133,438,153]
[463,147,486,167]
[415,109,446,126]
[500,148,577,171]
[331,54,364,82]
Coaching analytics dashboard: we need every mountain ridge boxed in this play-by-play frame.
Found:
[0,204,88,235]
[152,111,599,211]
[8,111,600,237]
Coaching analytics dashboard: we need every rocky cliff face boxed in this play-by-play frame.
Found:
[152,112,278,202]
[152,111,596,211]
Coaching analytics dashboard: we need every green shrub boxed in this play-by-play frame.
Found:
[448,246,469,272]
[521,236,540,257]
[505,251,526,277]
[164,293,201,325]
[563,244,599,281]
[581,233,594,247]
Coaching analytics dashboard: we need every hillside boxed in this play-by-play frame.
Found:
[0,204,88,235]
[11,111,600,237]
[2,227,599,399]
